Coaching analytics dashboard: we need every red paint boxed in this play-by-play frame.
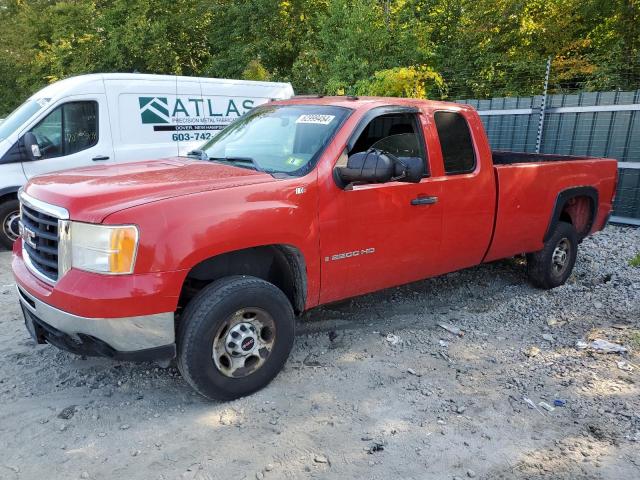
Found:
[13,97,618,319]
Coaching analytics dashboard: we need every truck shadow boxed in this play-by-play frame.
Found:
[298,256,528,336]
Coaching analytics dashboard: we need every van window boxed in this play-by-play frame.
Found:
[0,99,49,142]
[434,111,475,174]
[29,101,98,159]
[351,112,428,175]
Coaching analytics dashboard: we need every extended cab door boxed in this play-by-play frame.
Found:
[21,96,114,179]
[318,107,443,304]
[425,108,496,273]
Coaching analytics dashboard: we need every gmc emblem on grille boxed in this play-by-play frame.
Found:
[22,226,37,248]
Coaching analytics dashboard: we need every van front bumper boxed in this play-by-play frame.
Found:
[17,285,176,362]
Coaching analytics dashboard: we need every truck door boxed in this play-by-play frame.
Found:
[427,109,496,273]
[21,95,115,178]
[318,107,443,304]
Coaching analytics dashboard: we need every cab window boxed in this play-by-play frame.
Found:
[29,101,98,159]
[351,112,428,175]
[434,111,476,174]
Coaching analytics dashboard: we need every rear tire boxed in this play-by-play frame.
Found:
[177,275,295,401]
[527,221,577,289]
[0,199,20,250]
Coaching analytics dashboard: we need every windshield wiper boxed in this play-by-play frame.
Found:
[186,149,209,160]
[209,156,264,172]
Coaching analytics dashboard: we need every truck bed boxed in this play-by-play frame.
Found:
[483,155,618,263]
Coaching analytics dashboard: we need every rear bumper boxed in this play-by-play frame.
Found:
[18,285,176,361]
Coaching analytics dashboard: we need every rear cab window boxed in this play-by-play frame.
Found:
[433,111,476,175]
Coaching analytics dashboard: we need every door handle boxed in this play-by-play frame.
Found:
[92,155,110,161]
[411,196,438,206]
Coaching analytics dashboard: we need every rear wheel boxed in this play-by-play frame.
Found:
[0,199,20,250]
[177,275,295,401]
[527,221,577,289]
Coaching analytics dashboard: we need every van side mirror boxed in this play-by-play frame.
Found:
[23,132,41,161]
[334,150,394,188]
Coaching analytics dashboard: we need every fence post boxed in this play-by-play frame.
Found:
[535,56,552,153]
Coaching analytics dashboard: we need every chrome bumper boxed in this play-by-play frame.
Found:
[17,286,175,352]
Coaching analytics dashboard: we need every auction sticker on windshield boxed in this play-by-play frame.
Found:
[296,114,335,125]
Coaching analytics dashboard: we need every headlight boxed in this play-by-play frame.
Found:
[59,222,139,275]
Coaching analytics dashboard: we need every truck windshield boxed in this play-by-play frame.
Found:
[0,98,49,142]
[199,105,349,176]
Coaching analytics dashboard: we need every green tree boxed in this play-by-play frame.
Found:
[242,59,272,81]
[0,0,638,115]
[355,65,445,98]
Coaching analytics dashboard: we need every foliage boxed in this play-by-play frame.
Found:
[0,0,638,115]
[355,66,445,98]
[242,60,272,81]
[630,253,640,268]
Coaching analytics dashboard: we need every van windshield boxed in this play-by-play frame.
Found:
[198,105,349,176]
[0,98,49,142]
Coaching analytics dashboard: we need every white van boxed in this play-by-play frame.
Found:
[0,73,294,248]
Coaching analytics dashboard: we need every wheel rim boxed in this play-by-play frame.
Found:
[551,238,571,275]
[2,210,20,242]
[212,308,277,378]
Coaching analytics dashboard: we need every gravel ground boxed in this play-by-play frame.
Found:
[0,225,639,480]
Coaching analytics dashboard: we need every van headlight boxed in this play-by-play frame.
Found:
[59,222,139,276]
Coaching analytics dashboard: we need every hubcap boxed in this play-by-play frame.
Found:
[212,308,276,378]
[2,210,20,242]
[551,238,570,275]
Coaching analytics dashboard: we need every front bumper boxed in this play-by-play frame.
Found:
[12,240,186,318]
[17,285,176,362]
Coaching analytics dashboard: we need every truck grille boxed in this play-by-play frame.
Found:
[21,202,60,282]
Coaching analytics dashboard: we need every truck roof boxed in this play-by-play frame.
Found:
[272,95,475,112]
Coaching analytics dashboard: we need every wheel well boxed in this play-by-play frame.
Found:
[0,191,18,205]
[179,245,307,314]
[545,187,598,242]
[560,195,594,237]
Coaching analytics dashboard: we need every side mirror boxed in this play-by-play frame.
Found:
[393,156,424,183]
[23,132,41,161]
[334,150,394,187]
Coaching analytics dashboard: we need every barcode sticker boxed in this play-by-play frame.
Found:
[296,114,335,125]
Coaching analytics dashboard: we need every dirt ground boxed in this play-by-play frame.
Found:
[1,226,639,480]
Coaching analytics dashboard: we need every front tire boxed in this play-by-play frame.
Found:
[527,221,578,289]
[177,275,295,401]
[0,199,20,250]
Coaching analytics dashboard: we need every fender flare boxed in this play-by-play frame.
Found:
[183,243,308,314]
[544,186,598,242]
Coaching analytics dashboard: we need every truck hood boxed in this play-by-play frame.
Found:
[24,157,276,223]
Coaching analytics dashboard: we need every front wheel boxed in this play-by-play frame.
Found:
[0,199,20,250]
[177,276,295,401]
[526,221,578,289]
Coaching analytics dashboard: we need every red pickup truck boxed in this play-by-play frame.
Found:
[12,97,617,400]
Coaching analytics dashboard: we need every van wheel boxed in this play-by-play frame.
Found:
[527,221,578,289]
[177,275,295,401]
[0,199,20,250]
